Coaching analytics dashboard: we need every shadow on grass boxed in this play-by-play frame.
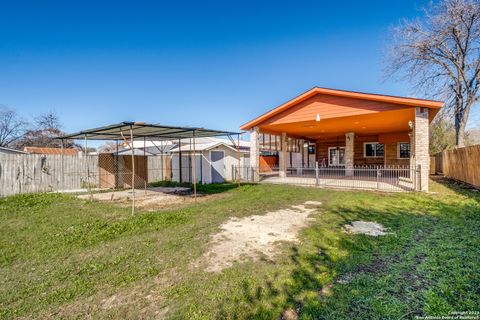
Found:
[215,179,480,319]
[430,175,480,200]
[196,183,256,194]
[147,180,256,194]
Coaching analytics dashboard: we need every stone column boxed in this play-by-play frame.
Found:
[279,132,287,178]
[250,127,260,182]
[409,131,415,171]
[345,132,354,176]
[414,107,430,192]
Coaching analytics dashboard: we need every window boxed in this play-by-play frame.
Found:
[364,142,384,158]
[328,147,345,166]
[398,143,410,159]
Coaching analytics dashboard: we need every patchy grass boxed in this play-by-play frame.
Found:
[0,180,479,319]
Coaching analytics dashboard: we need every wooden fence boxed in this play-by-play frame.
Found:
[432,145,480,188]
[0,153,199,197]
[0,154,99,197]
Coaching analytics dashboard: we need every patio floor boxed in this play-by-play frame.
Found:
[260,175,415,192]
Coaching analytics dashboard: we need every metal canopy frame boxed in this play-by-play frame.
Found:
[58,121,242,215]
[58,121,239,140]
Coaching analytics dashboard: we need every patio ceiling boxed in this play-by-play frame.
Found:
[58,122,240,141]
[240,87,443,132]
[241,87,444,141]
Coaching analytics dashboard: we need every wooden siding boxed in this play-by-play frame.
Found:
[263,94,411,126]
[315,134,410,167]
[385,143,409,166]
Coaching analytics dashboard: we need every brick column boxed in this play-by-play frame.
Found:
[279,132,287,178]
[345,132,354,176]
[414,107,430,192]
[250,127,260,182]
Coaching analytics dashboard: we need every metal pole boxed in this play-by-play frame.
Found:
[110,139,118,201]
[315,161,319,186]
[237,134,241,187]
[61,139,64,192]
[130,126,135,215]
[144,137,147,195]
[115,140,119,188]
[193,131,197,202]
[178,138,182,184]
[84,134,92,200]
[160,141,164,181]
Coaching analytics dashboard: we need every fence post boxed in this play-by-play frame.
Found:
[417,164,421,192]
[376,167,380,190]
[315,161,319,186]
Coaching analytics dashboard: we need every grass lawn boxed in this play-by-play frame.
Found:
[1,180,479,319]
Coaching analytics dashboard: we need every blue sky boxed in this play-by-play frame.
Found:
[1,0,479,137]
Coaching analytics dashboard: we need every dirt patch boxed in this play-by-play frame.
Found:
[199,201,322,272]
[77,187,219,211]
[343,221,388,236]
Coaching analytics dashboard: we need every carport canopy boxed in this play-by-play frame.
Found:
[58,121,240,140]
[57,121,242,215]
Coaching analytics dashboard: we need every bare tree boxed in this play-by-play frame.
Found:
[16,111,75,148]
[387,0,480,147]
[35,111,62,131]
[98,141,118,153]
[0,106,28,147]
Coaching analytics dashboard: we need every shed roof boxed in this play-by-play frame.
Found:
[169,141,249,153]
[24,147,79,155]
[0,146,28,154]
[59,122,240,141]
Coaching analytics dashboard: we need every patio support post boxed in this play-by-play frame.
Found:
[414,107,430,192]
[249,127,260,182]
[345,132,354,176]
[279,132,287,178]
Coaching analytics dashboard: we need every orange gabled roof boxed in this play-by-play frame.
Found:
[240,87,444,130]
[24,147,79,155]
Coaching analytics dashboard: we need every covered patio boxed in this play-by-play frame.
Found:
[240,87,443,192]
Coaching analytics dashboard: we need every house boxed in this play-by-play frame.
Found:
[24,147,79,156]
[0,146,28,155]
[240,87,443,192]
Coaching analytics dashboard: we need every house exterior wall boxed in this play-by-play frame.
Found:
[315,134,410,167]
